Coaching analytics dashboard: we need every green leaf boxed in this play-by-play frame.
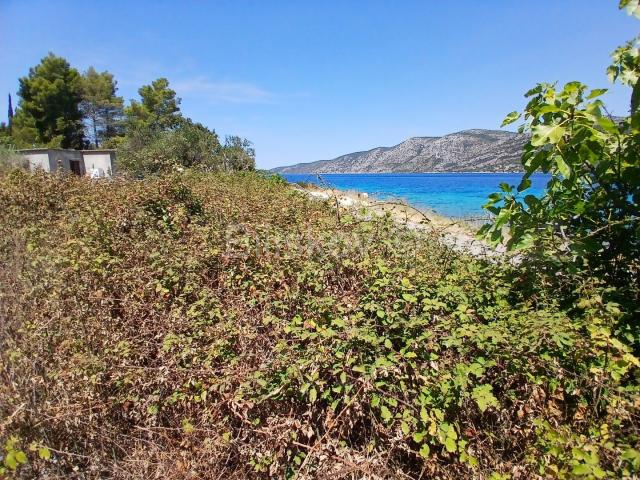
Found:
[471,384,499,412]
[494,209,511,229]
[556,156,571,178]
[308,387,317,403]
[487,192,502,203]
[331,317,346,328]
[401,421,410,435]
[476,223,491,239]
[413,431,426,442]
[181,419,195,434]
[499,182,512,193]
[572,464,592,476]
[419,443,431,458]
[444,437,457,453]
[380,405,392,421]
[501,111,521,127]
[596,116,618,134]
[538,104,562,114]
[517,177,531,192]
[384,338,393,349]
[525,84,544,97]
[587,88,607,99]
[531,124,566,146]
[420,407,428,422]
[4,451,17,470]
[621,448,640,464]
[402,293,417,303]
[38,447,51,460]
[511,233,534,250]
[15,451,27,465]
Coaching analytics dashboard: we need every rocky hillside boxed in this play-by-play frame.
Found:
[273,129,527,173]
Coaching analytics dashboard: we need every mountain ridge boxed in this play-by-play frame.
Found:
[272,129,527,174]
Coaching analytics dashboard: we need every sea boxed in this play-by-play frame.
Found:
[282,173,550,220]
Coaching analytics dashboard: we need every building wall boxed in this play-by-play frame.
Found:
[50,150,85,175]
[82,151,115,177]
[24,152,51,172]
[20,149,116,177]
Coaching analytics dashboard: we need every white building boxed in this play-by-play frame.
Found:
[20,148,116,178]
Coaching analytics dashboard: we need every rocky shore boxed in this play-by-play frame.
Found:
[291,183,505,258]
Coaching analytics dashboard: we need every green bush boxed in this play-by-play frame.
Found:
[480,2,640,350]
[116,121,256,176]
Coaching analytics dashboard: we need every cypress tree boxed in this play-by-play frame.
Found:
[7,94,13,135]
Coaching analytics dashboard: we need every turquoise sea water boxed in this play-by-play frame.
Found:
[282,173,550,219]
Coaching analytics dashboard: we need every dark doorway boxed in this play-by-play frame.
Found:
[69,160,82,176]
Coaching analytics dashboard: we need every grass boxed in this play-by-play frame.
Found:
[0,170,638,478]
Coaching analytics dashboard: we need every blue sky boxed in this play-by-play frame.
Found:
[1,1,638,169]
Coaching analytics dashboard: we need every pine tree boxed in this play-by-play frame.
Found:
[16,53,84,148]
[80,67,124,148]
[124,78,182,132]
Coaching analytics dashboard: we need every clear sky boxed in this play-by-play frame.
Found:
[1,1,638,169]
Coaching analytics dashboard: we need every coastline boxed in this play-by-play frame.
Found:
[289,182,504,258]
[276,170,525,175]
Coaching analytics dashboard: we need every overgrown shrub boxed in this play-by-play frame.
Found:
[0,171,638,478]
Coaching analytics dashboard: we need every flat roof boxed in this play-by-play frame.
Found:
[19,148,116,153]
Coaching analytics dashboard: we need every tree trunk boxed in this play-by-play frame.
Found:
[92,113,99,148]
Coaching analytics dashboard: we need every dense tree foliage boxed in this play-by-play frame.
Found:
[118,119,221,174]
[222,135,256,171]
[12,53,84,149]
[3,58,255,172]
[124,77,182,132]
[116,78,255,174]
[85,75,255,174]
[117,123,255,175]
[79,67,124,148]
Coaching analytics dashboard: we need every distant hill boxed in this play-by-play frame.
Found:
[272,129,528,174]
